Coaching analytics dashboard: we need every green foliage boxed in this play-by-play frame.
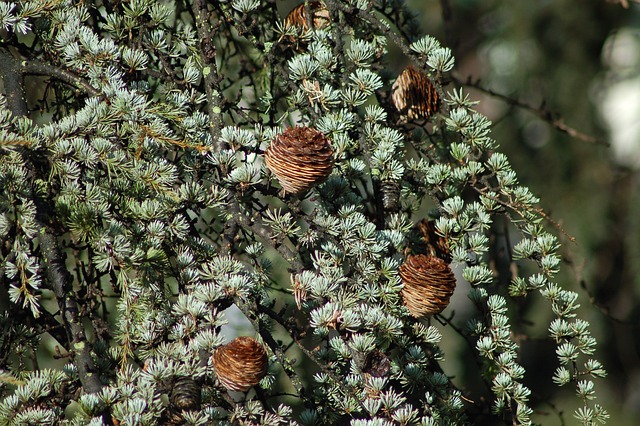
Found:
[0,0,609,425]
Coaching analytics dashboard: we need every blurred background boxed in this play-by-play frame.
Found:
[401,0,640,424]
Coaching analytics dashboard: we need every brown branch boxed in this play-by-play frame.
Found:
[228,197,303,271]
[22,58,101,98]
[1,47,103,396]
[0,48,27,117]
[38,227,103,395]
[191,0,225,152]
[453,75,610,147]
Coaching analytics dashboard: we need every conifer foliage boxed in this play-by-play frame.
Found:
[0,1,607,425]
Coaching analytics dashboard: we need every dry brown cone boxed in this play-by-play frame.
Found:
[265,126,334,195]
[417,219,451,263]
[212,336,268,392]
[170,377,201,411]
[391,65,440,121]
[165,376,202,425]
[284,1,330,32]
[400,254,456,318]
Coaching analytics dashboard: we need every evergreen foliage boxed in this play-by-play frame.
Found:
[0,0,608,425]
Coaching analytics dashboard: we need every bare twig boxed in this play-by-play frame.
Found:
[22,58,101,97]
[454,75,610,147]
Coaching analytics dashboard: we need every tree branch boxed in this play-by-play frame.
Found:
[0,48,27,117]
[22,58,101,98]
[453,75,610,147]
[38,227,103,395]
[191,0,225,152]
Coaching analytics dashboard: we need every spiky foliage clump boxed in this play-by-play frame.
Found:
[0,1,607,425]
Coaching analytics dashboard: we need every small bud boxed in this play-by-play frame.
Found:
[212,336,268,392]
[265,126,334,195]
[400,254,456,318]
[392,65,440,121]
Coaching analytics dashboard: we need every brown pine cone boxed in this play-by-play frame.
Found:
[170,377,201,411]
[212,336,268,392]
[400,254,456,318]
[391,65,440,121]
[284,1,330,32]
[265,126,334,195]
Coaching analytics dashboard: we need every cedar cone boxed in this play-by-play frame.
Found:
[265,126,334,195]
[400,254,456,318]
[212,336,268,392]
[417,219,451,263]
[362,350,391,378]
[284,1,330,32]
[380,180,401,211]
[170,377,201,411]
[391,65,440,121]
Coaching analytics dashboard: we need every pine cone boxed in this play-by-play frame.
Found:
[170,377,201,411]
[362,350,391,378]
[417,219,451,263]
[400,254,456,318]
[380,180,401,211]
[391,65,440,121]
[284,1,330,32]
[212,336,268,392]
[265,126,334,195]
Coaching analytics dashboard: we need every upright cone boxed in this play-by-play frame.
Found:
[392,65,440,121]
[265,126,334,195]
[212,336,268,392]
[400,254,456,318]
[284,1,330,32]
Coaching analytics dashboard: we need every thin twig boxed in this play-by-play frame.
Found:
[562,248,636,325]
[454,75,610,147]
